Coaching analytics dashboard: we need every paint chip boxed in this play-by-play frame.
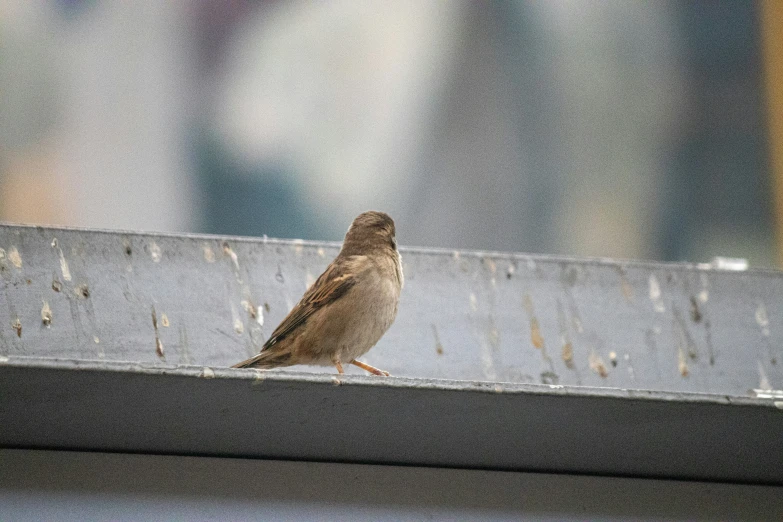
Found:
[201,367,215,379]
[12,318,21,338]
[203,244,215,263]
[648,274,665,313]
[41,301,52,326]
[161,313,170,327]
[469,293,478,312]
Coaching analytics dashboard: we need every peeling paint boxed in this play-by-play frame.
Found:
[52,238,72,281]
[8,247,22,268]
[150,242,162,263]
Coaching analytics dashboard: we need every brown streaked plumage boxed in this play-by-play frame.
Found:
[232,211,403,376]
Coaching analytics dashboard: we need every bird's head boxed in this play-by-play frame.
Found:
[341,211,397,256]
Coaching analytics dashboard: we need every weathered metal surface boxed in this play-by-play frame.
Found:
[0,223,781,395]
[1,358,782,484]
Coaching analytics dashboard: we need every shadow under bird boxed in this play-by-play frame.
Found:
[232,211,403,376]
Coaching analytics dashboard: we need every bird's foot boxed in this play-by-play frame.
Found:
[351,359,390,376]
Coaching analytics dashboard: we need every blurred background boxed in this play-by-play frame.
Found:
[1,0,782,266]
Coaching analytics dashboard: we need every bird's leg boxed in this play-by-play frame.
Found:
[334,361,344,374]
[351,359,390,376]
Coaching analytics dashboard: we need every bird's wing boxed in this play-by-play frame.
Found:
[262,257,361,350]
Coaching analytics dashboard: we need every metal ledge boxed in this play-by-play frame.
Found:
[1,223,783,484]
[1,357,782,484]
[1,222,782,395]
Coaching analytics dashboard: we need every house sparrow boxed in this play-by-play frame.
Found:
[232,211,403,376]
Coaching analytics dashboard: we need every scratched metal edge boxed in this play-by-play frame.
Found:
[0,356,779,409]
[2,221,782,276]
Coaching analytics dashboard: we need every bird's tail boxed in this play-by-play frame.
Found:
[232,350,291,369]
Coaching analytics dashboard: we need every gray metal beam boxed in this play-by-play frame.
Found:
[1,358,782,484]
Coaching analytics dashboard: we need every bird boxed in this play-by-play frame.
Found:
[232,211,403,376]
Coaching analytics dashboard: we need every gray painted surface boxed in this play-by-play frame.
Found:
[2,449,782,521]
[0,223,781,394]
[1,224,783,487]
[1,358,782,484]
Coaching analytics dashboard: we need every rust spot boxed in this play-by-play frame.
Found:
[12,318,22,338]
[25,279,31,285]
[78,284,90,298]
[589,351,608,378]
[678,347,689,377]
[241,300,258,320]
[432,324,444,355]
[151,306,164,359]
[530,317,544,349]
[689,296,702,323]
[52,280,62,292]
[561,341,574,368]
